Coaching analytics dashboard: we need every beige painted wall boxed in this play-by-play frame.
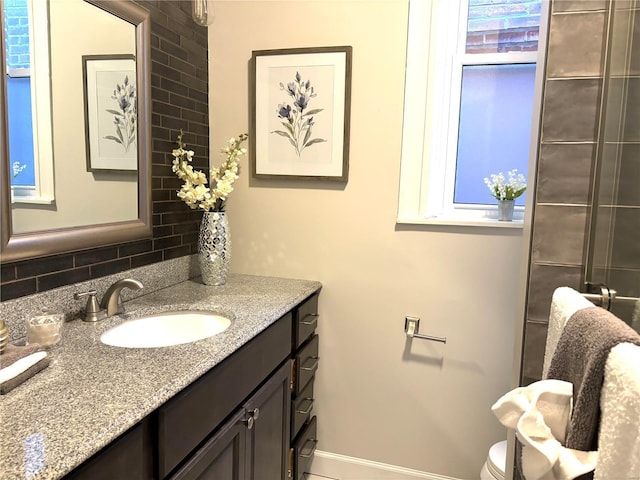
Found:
[12,0,137,233]
[210,1,525,477]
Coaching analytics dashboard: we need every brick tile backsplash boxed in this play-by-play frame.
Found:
[38,267,92,293]
[0,0,209,301]
[16,255,75,279]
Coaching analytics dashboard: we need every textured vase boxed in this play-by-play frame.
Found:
[498,199,515,221]
[198,211,231,285]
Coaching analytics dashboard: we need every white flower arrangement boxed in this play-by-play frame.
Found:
[484,169,527,201]
[172,131,248,212]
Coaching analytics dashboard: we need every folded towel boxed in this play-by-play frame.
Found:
[547,307,640,451]
[0,343,43,368]
[492,379,597,480]
[0,351,49,394]
[594,342,640,479]
[543,287,594,379]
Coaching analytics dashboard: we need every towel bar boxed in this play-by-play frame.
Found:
[582,285,638,311]
[404,316,447,344]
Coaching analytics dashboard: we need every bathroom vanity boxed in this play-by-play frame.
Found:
[0,274,321,480]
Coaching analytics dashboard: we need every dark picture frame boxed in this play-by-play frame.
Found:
[250,46,352,181]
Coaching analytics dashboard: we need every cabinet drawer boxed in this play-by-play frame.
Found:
[293,293,319,349]
[289,416,317,480]
[158,313,292,478]
[294,334,319,395]
[291,376,314,441]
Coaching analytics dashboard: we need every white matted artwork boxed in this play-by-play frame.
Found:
[83,54,137,172]
[251,46,352,181]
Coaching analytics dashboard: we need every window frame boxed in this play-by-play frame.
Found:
[7,0,55,205]
[397,0,547,228]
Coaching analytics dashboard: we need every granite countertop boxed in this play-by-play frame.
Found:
[0,274,321,480]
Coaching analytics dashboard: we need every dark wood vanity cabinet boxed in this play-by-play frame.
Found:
[63,291,321,480]
[170,361,291,480]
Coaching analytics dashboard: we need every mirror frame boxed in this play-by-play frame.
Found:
[0,0,152,263]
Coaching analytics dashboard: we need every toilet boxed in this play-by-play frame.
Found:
[480,440,506,480]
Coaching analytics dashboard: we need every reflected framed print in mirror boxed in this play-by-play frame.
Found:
[83,54,138,172]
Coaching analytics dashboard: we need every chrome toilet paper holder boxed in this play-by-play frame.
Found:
[404,316,447,344]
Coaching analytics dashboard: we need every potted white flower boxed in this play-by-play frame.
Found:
[483,169,526,221]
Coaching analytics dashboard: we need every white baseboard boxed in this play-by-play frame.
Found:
[309,450,462,480]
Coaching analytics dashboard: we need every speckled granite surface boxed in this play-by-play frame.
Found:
[0,273,321,480]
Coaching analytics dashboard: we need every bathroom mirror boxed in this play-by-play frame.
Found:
[0,0,151,263]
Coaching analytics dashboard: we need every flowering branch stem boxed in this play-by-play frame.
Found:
[172,131,248,211]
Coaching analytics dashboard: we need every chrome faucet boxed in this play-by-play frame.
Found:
[101,278,144,316]
[74,278,144,322]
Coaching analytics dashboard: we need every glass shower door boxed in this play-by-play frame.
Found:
[585,0,640,329]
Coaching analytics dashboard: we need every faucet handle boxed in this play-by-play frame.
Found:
[74,289,97,300]
[74,290,106,322]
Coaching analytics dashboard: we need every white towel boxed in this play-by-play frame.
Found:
[492,379,598,480]
[594,342,640,479]
[543,287,594,379]
[0,351,47,384]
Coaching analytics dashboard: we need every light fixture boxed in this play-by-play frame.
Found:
[192,0,214,26]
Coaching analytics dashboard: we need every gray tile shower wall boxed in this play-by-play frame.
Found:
[521,1,608,382]
[0,1,208,302]
[522,0,640,382]
[598,7,640,321]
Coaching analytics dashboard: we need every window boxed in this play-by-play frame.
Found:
[397,0,546,226]
[3,0,54,204]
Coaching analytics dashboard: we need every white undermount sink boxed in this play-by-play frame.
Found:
[100,310,232,348]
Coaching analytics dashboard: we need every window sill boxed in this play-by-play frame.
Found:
[396,215,524,229]
[12,197,55,206]
[11,186,54,205]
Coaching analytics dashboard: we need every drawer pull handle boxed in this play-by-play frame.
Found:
[300,313,319,326]
[301,357,319,372]
[296,398,314,415]
[299,439,318,458]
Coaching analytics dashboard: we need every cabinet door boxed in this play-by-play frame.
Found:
[170,409,247,480]
[245,361,291,480]
[158,313,292,478]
